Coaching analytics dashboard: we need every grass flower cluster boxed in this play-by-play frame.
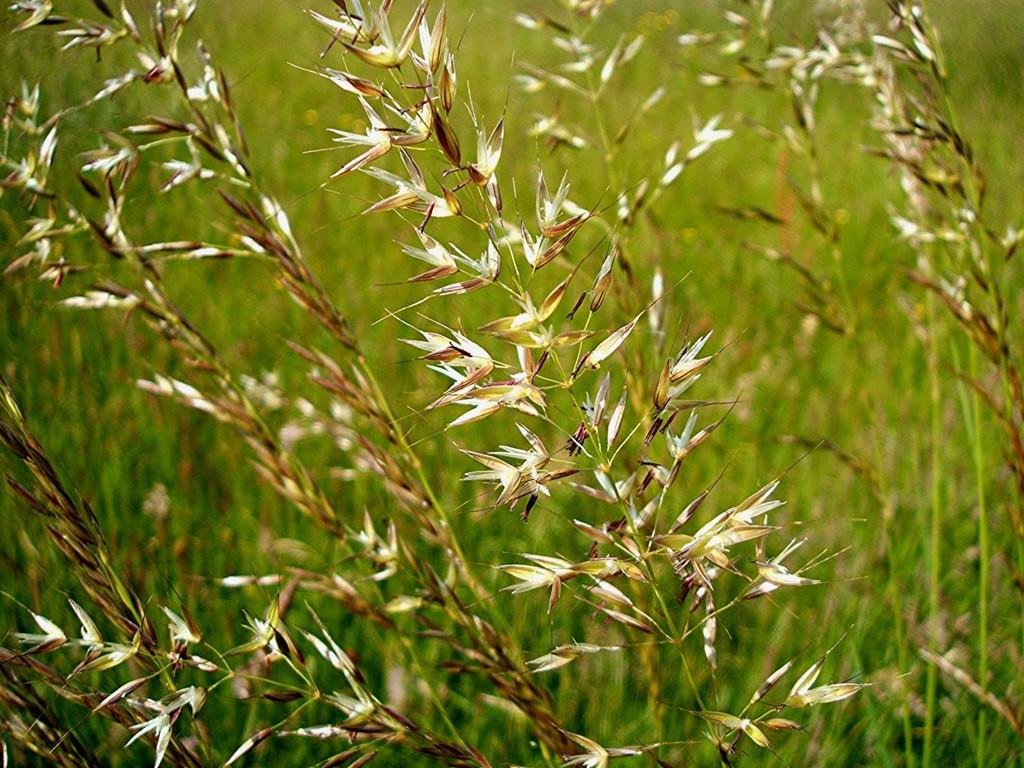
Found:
[2,0,1022,766]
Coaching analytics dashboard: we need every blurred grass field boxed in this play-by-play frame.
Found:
[2,1,1023,765]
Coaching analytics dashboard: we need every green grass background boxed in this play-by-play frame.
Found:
[2,0,1023,765]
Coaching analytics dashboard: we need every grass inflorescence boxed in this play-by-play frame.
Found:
[1,0,1022,766]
